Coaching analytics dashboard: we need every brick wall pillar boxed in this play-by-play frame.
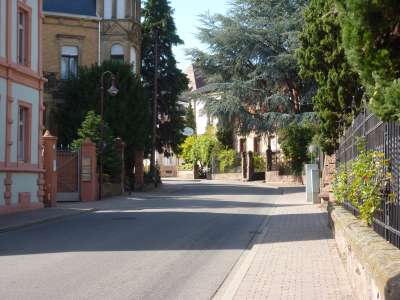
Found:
[241,152,247,180]
[247,151,254,181]
[80,138,97,202]
[42,130,57,207]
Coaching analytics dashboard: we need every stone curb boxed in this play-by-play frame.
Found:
[328,204,400,300]
[0,208,96,234]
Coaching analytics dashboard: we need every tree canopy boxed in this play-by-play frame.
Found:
[188,0,315,136]
[56,61,150,181]
[297,0,363,154]
[337,0,400,121]
[141,0,189,155]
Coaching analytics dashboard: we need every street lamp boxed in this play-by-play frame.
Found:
[99,71,118,200]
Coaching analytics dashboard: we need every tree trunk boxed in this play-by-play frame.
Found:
[135,150,145,191]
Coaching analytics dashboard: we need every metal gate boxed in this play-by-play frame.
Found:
[56,150,80,202]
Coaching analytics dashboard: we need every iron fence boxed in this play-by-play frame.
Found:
[337,108,400,248]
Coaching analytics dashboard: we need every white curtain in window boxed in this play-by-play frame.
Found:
[111,44,124,55]
[117,0,125,19]
[104,0,113,19]
[130,47,137,73]
[61,46,79,79]
[61,46,78,56]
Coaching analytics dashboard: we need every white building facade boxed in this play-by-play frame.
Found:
[0,0,45,213]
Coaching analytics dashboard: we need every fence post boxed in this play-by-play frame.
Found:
[247,151,254,181]
[241,151,247,180]
[80,138,97,202]
[42,131,58,207]
[115,138,126,194]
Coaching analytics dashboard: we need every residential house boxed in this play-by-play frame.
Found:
[42,0,141,134]
[0,0,45,213]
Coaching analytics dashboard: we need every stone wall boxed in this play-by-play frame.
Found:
[212,173,242,181]
[265,171,303,185]
[329,205,400,300]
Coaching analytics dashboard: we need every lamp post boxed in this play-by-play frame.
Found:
[150,27,159,187]
[99,71,118,200]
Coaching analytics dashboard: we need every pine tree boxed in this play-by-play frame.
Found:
[141,0,189,155]
[187,0,315,137]
[297,0,363,154]
[337,0,400,121]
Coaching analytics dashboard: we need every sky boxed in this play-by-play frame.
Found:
[169,0,230,71]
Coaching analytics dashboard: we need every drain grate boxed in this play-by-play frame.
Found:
[112,217,137,221]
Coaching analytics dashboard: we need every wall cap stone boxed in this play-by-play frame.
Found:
[329,205,400,300]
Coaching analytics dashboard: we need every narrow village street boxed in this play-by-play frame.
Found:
[0,180,352,300]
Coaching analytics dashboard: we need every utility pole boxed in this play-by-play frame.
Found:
[150,28,159,186]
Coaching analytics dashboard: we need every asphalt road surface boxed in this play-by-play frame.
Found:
[0,180,285,300]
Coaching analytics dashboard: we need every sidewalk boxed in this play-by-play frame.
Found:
[218,188,355,300]
[0,206,94,233]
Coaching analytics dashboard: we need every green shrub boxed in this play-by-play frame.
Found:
[218,149,237,172]
[278,122,314,176]
[253,154,266,172]
[333,141,392,224]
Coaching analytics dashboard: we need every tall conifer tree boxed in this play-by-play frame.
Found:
[141,0,189,155]
[297,0,363,154]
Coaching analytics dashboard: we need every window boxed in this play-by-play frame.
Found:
[116,0,125,19]
[104,0,113,19]
[17,7,30,66]
[111,44,124,62]
[104,0,125,19]
[240,139,247,153]
[18,105,31,163]
[61,46,78,80]
[254,137,260,154]
[130,47,137,73]
[132,0,137,20]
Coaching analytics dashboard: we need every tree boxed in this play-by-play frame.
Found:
[71,111,120,179]
[56,61,150,185]
[337,0,400,121]
[188,0,315,137]
[185,102,197,133]
[297,0,363,154]
[180,130,220,172]
[141,0,189,155]
[278,122,315,176]
[217,148,237,172]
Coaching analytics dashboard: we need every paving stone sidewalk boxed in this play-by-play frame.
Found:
[233,189,355,300]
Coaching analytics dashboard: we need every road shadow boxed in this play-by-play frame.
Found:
[0,209,331,256]
[0,181,327,256]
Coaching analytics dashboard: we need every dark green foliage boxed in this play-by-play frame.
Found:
[278,122,315,176]
[297,0,363,154]
[188,0,316,135]
[141,0,189,154]
[337,0,400,121]
[56,61,150,181]
[71,111,121,179]
[216,116,234,148]
[185,102,196,133]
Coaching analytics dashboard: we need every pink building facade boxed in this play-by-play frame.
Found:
[0,0,45,214]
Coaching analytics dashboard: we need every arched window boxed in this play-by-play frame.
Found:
[130,47,137,73]
[111,44,124,62]
[60,46,78,79]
